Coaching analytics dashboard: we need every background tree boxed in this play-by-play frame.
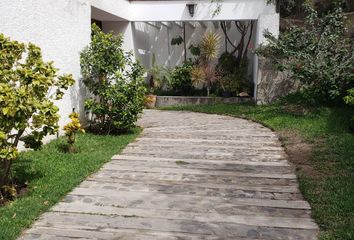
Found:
[81,24,146,134]
[257,2,354,103]
[0,33,75,198]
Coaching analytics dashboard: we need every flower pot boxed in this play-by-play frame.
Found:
[144,94,157,109]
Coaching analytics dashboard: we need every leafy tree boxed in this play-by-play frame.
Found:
[81,24,146,134]
[257,2,354,103]
[0,33,75,197]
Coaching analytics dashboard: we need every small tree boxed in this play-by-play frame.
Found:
[81,24,146,134]
[191,32,221,96]
[63,112,85,153]
[0,33,75,197]
[257,3,354,103]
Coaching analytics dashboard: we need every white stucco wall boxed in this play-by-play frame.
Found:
[253,13,280,100]
[130,0,275,22]
[91,0,132,21]
[0,0,279,140]
[102,21,136,59]
[130,21,256,72]
[0,0,92,134]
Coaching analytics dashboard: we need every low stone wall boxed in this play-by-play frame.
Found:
[256,57,301,104]
[155,96,253,107]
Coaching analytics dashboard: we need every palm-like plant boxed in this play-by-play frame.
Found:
[200,32,221,62]
[197,31,221,96]
[191,66,206,88]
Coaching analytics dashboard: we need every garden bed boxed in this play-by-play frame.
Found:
[155,96,253,107]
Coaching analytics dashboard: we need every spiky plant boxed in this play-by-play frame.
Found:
[191,66,206,88]
[200,32,221,62]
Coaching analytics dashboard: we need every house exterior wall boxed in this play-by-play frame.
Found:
[0,0,92,132]
[129,21,256,73]
[130,0,275,21]
[0,0,280,143]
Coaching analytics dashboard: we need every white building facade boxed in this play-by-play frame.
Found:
[0,0,279,128]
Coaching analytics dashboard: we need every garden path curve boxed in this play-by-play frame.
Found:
[19,110,318,240]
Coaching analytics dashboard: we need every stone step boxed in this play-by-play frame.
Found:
[67,188,311,210]
[80,179,301,200]
[107,159,294,175]
[140,132,279,141]
[21,226,222,240]
[52,202,316,229]
[32,212,318,239]
[111,155,290,167]
[143,129,273,134]
[100,164,296,179]
[135,137,280,147]
[83,178,300,194]
[121,151,286,161]
[128,142,284,151]
[89,169,299,186]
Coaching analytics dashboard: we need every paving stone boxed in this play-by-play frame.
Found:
[19,110,318,239]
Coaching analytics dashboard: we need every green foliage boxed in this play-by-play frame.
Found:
[189,44,200,57]
[216,52,252,96]
[344,88,354,106]
[170,61,195,95]
[315,0,354,15]
[63,112,85,153]
[199,32,221,62]
[0,130,140,240]
[192,32,221,96]
[257,3,354,103]
[0,33,74,194]
[267,0,305,17]
[148,54,172,93]
[81,24,146,134]
[344,88,354,130]
[171,35,184,46]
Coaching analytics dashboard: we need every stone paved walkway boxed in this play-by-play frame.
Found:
[19,110,318,239]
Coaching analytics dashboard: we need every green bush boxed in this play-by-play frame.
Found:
[170,60,195,95]
[81,24,146,134]
[0,33,75,197]
[257,3,354,103]
[344,88,354,131]
[216,52,252,96]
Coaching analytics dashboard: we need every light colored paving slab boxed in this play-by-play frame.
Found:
[19,110,318,240]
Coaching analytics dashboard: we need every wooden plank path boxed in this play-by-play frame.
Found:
[19,110,318,239]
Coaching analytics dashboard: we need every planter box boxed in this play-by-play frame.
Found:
[155,96,253,107]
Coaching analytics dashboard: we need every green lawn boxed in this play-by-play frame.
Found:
[0,130,140,240]
[161,103,354,240]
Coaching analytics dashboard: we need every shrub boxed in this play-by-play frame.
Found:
[0,33,75,197]
[344,88,354,131]
[170,60,195,95]
[148,54,172,93]
[81,24,146,134]
[192,32,221,96]
[257,3,354,103]
[63,112,85,153]
[216,52,252,96]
